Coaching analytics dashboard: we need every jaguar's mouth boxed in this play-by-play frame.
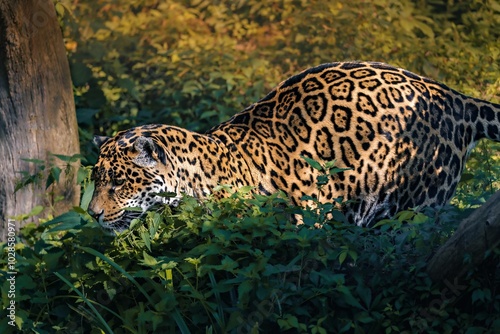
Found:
[96,210,143,234]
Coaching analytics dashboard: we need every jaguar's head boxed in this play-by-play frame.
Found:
[88,126,181,233]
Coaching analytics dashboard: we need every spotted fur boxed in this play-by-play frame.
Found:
[89,61,500,232]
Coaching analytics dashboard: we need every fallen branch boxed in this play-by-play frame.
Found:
[427,190,500,282]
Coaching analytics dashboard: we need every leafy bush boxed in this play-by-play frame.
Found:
[1,183,499,333]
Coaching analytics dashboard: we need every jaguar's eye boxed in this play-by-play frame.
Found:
[113,179,125,187]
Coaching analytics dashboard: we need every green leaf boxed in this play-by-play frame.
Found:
[329,166,352,175]
[29,205,44,217]
[70,62,93,86]
[80,181,95,210]
[459,173,475,183]
[301,155,323,171]
[185,257,203,266]
[237,280,253,307]
[52,153,85,163]
[278,314,301,330]
[104,280,117,300]
[355,312,374,324]
[142,251,158,267]
[348,250,358,262]
[141,231,151,252]
[50,166,62,185]
[356,284,372,308]
[396,210,415,222]
[338,251,348,265]
[414,20,435,39]
[337,286,363,309]
[44,213,83,232]
[238,185,255,194]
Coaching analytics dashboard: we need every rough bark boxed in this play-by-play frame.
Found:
[0,0,80,241]
[427,190,500,282]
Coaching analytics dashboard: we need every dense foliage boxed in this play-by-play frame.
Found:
[1,0,499,332]
[1,187,499,333]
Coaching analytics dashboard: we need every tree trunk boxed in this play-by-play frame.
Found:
[427,190,500,282]
[0,0,80,241]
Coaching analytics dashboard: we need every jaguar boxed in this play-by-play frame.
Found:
[89,61,500,232]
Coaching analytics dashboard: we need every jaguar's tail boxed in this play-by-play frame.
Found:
[469,97,500,142]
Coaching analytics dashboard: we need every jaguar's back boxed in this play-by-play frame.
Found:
[208,62,500,225]
[90,61,500,230]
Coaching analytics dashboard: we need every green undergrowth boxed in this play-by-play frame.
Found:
[1,186,499,333]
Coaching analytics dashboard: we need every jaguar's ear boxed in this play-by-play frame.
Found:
[93,135,110,148]
[133,136,166,167]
